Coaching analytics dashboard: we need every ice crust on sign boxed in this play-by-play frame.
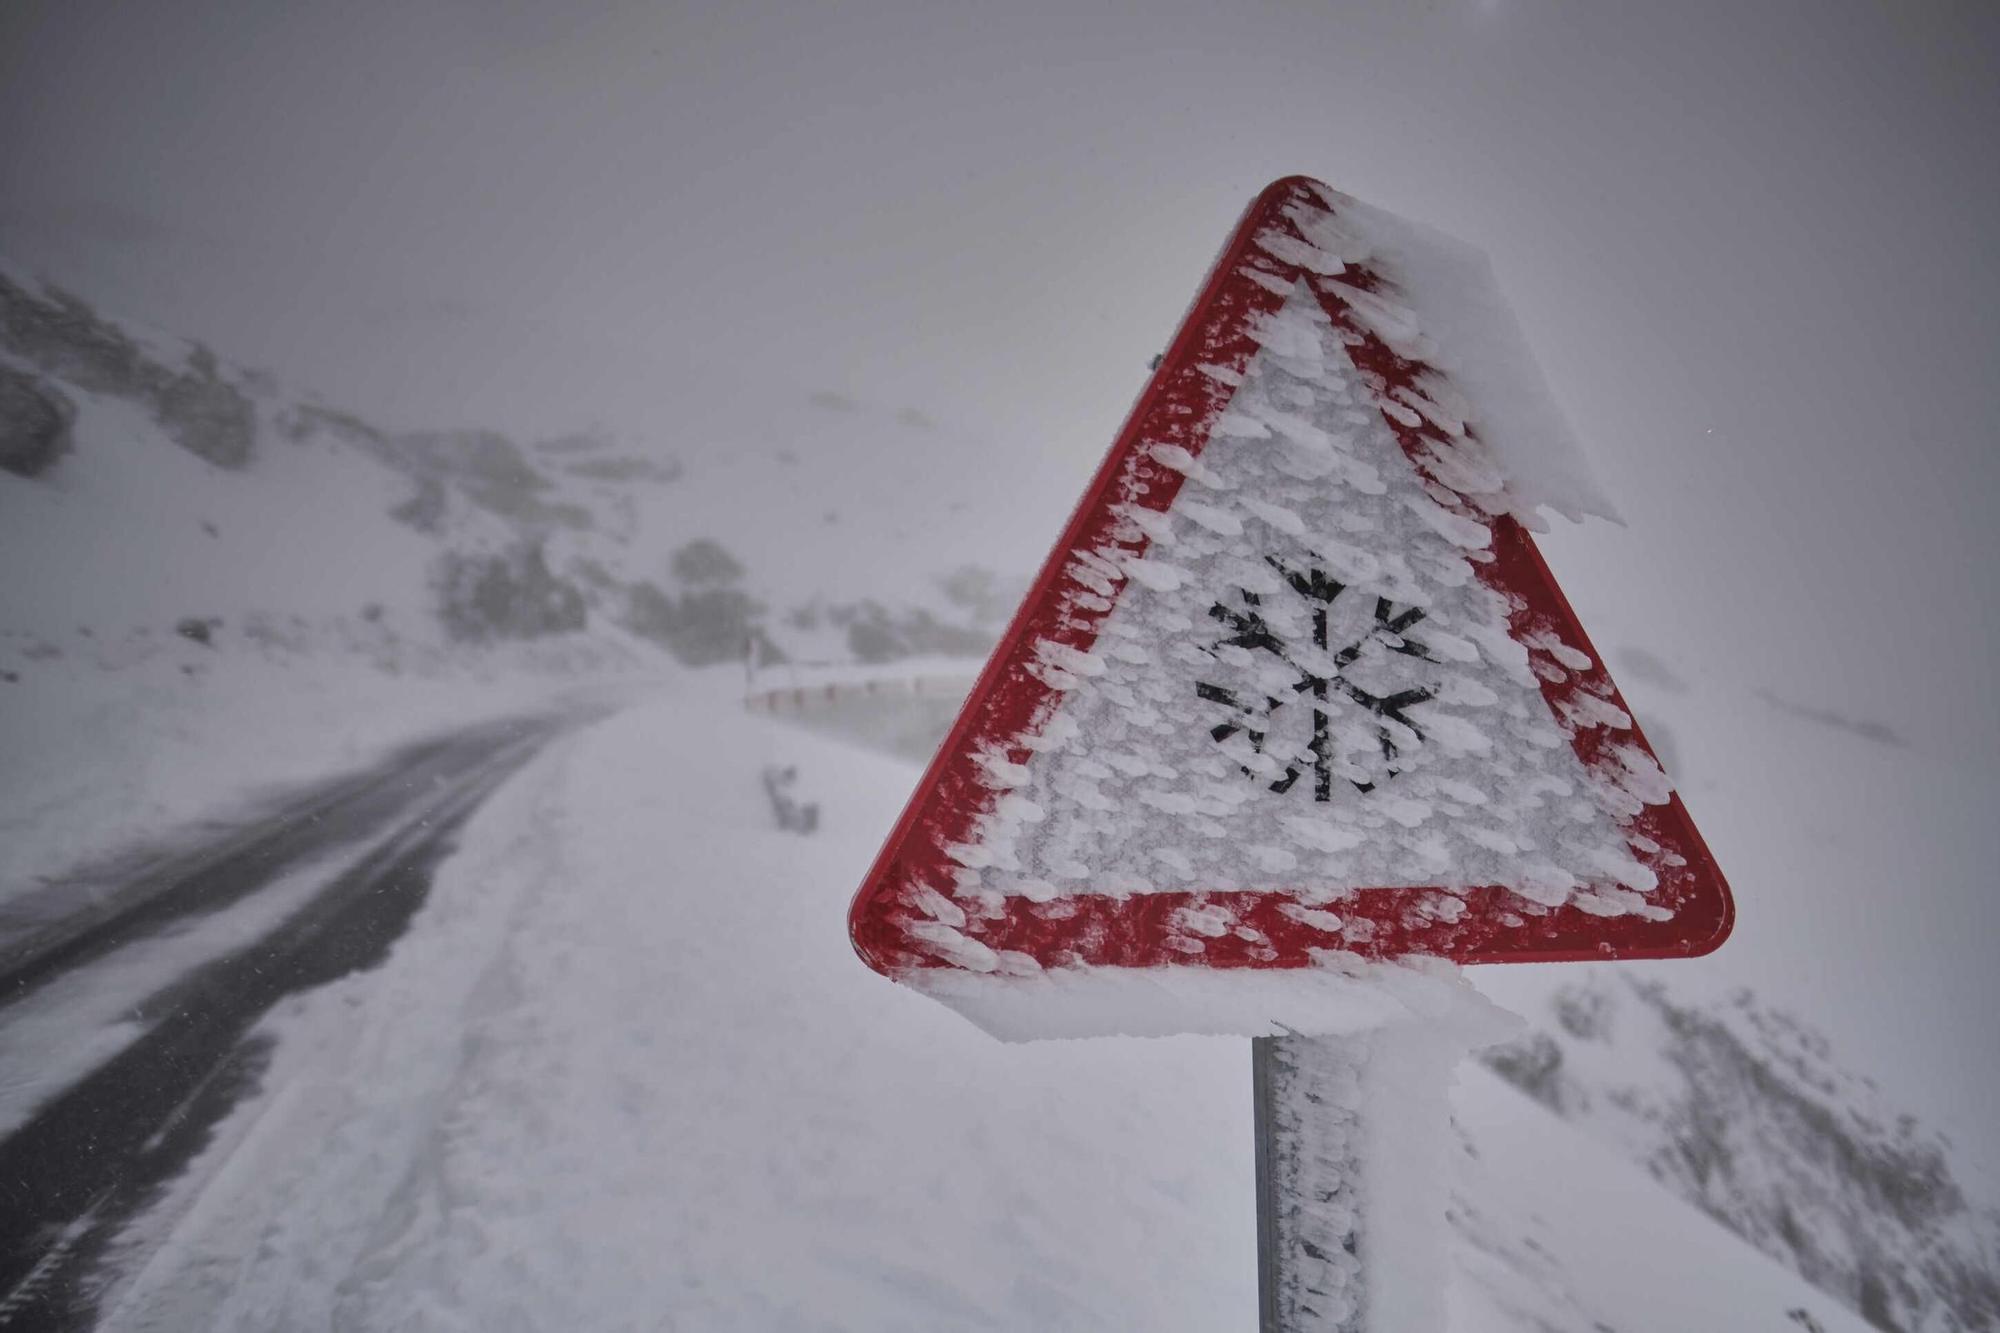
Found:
[947,283,1670,933]
[910,953,1521,1043]
[1319,192,1620,527]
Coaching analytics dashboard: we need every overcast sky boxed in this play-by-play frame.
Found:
[5,1,1997,1149]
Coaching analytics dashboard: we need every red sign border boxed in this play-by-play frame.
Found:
[850,176,1734,977]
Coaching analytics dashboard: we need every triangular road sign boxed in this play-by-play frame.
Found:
[851,177,1733,980]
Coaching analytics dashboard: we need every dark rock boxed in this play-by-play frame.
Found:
[0,275,255,469]
[622,578,770,667]
[436,542,588,642]
[1485,978,2000,1333]
[670,538,746,587]
[151,343,254,468]
[398,430,589,530]
[390,475,448,533]
[0,366,74,477]
[0,275,143,393]
[760,764,819,834]
[1483,1032,1573,1114]
[832,599,995,663]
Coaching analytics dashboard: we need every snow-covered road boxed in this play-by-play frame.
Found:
[13,677,1863,1332]
[0,712,571,1329]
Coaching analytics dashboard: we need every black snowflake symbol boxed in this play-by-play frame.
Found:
[1195,557,1439,801]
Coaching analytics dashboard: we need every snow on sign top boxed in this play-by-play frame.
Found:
[849,176,1733,998]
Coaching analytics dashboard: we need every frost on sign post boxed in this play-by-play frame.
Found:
[848,177,1733,1330]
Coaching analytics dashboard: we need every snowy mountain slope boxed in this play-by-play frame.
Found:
[1513,556,2000,1164]
[1481,976,2000,1333]
[1454,603,2000,1332]
[86,679,1872,1333]
[1469,573,2000,1327]
[0,267,1011,892]
[1454,1060,1874,1333]
[0,264,1030,653]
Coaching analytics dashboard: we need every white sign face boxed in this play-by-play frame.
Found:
[948,284,1669,934]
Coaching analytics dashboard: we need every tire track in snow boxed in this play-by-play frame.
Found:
[0,715,560,1009]
[0,716,567,1331]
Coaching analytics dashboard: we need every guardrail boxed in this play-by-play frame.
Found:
[743,671,975,714]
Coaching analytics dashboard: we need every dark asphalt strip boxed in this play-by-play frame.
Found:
[0,715,559,1009]
[0,725,558,1331]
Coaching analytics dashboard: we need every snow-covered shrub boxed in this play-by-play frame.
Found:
[669,537,745,586]
[937,563,1028,627]
[622,578,764,666]
[831,599,995,663]
[436,542,588,642]
[1485,978,2000,1333]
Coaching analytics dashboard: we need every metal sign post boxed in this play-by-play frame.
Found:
[1254,1034,1365,1331]
[1253,1028,1461,1331]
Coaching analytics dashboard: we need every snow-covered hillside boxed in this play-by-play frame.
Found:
[0,267,1012,890]
[1482,975,2000,1333]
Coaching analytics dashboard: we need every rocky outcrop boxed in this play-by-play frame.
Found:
[436,541,588,643]
[396,430,591,531]
[1,267,1009,672]
[1484,978,1999,1333]
[280,406,592,535]
[0,273,254,469]
[0,366,74,477]
[151,343,255,469]
[669,537,745,586]
[613,539,776,666]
